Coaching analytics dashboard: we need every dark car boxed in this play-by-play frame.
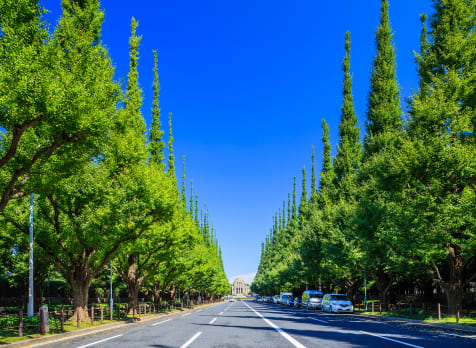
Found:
[287,297,294,306]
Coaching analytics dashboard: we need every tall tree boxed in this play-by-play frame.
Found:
[364,0,402,158]
[0,0,118,212]
[319,119,335,195]
[149,50,165,167]
[168,113,175,179]
[333,32,362,188]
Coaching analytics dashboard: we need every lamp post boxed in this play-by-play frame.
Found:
[110,260,113,308]
[364,275,367,311]
[28,194,34,317]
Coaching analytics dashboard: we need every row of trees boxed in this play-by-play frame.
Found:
[252,0,475,314]
[0,0,229,321]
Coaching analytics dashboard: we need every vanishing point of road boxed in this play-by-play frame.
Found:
[39,300,475,347]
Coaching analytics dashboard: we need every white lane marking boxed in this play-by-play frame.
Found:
[219,311,224,315]
[209,317,217,324]
[180,331,202,348]
[442,332,476,340]
[77,335,123,348]
[182,312,191,317]
[360,331,423,348]
[152,318,172,326]
[196,309,203,312]
[310,317,328,324]
[243,301,306,348]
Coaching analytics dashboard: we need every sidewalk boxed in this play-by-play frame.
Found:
[353,311,476,334]
[5,302,221,347]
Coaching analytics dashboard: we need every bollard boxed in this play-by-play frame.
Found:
[77,310,80,328]
[19,310,23,337]
[101,306,104,323]
[379,303,382,314]
[110,306,113,321]
[456,304,460,324]
[437,303,441,321]
[371,302,374,313]
[410,303,413,317]
[40,308,45,334]
[117,305,120,320]
[60,307,64,331]
[422,303,425,319]
[91,305,94,325]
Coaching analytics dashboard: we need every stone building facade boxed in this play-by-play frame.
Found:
[231,277,251,297]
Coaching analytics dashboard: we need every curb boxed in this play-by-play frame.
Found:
[4,302,222,347]
[352,312,476,334]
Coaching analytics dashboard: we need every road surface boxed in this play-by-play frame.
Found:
[40,300,476,347]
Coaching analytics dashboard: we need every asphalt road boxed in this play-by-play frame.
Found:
[39,300,476,348]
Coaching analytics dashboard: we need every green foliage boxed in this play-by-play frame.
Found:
[253,1,476,315]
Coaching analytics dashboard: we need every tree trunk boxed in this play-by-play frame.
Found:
[70,277,92,322]
[432,244,464,315]
[127,282,139,315]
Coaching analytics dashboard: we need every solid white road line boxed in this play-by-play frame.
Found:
[310,317,328,324]
[360,331,423,348]
[209,317,217,324]
[196,309,203,312]
[243,301,306,348]
[152,318,172,326]
[77,335,123,348]
[180,332,202,348]
[182,313,191,317]
[442,332,476,340]
[219,311,224,315]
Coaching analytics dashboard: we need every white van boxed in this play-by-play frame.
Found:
[279,292,292,305]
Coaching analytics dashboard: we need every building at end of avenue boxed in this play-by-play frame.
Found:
[231,277,251,297]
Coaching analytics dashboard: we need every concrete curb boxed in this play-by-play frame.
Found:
[4,302,222,347]
[352,312,476,334]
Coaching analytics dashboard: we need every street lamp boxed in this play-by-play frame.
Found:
[110,260,113,308]
[28,194,34,317]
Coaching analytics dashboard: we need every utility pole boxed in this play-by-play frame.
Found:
[28,194,34,317]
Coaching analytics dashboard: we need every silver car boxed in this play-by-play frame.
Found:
[321,294,353,313]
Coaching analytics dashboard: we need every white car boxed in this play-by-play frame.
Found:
[321,294,353,313]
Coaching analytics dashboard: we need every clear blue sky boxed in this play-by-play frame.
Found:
[42,0,434,284]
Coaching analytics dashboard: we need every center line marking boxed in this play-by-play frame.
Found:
[360,331,423,348]
[243,301,306,348]
[219,311,224,315]
[152,318,172,326]
[77,335,123,348]
[182,313,191,317]
[209,317,217,324]
[180,332,202,348]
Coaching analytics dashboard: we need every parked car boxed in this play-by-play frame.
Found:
[265,296,274,303]
[279,292,293,305]
[321,294,353,313]
[294,297,301,308]
[273,295,279,304]
[281,294,293,305]
[302,290,324,310]
[254,294,260,302]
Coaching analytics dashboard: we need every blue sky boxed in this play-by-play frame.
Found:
[42,0,434,285]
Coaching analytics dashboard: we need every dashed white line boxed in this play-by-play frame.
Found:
[182,312,191,317]
[180,331,202,348]
[219,311,224,315]
[77,335,123,348]
[152,318,172,326]
[309,317,328,324]
[441,332,476,340]
[209,317,217,324]
[243,301,306,348]
[360,331,423,348]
